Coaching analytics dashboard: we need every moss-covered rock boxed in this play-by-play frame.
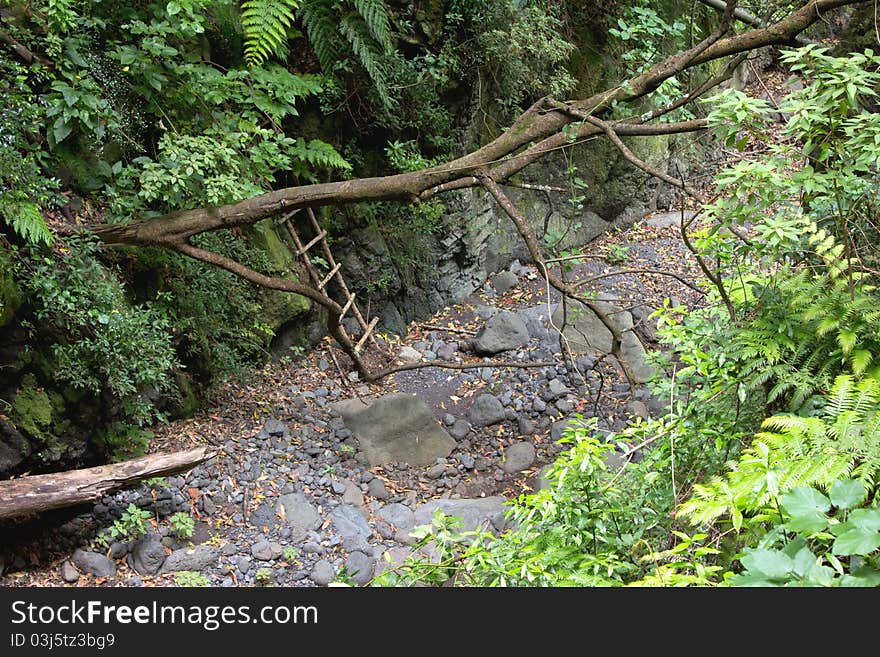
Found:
[246,219,311,335]
[11,374,54,439]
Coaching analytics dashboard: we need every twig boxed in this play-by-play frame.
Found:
[370,359,558,381]
[419,324,477,336]
[573,267,706,295]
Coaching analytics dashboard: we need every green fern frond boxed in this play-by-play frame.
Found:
[351,0,392,51]
[0,199,53,246]
[298,0,338,74]
[241,0,300,67]
[339,13,393,109]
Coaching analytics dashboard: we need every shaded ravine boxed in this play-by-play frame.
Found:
[0,215,703,587]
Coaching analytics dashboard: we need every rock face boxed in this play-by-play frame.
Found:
[472,311,530,355]
[467,394,506,427]
[337,393,456,467]
[551,299,654,383]
[413,497,509,534]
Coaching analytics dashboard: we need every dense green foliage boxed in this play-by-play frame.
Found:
[377,46,880,588]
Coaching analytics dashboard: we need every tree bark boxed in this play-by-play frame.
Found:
[0,447,216,521]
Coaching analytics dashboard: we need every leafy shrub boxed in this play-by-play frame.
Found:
[168,512,196,540]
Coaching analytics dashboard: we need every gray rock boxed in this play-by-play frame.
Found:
[330,504,372,540]
[302,542,324,555]
[472,311,530,355]
[502,442,536,474]
[159,545,219,574]
[533,464,554,491]
[251,540,283,561]
[450,420,471,440]
[517,416,535,435]
[626,400,650,420]
[129,536,167,575]
[344,551,376,586]
[336,393,455,467]
[467,394,506,427]
[546,378,570,399]
[443,413,456,427]
[262,418,289,438]
[491,271,519,294]
[276,493,322,542]
[551,299,614,354]
[310,560,336,586]
[377,503,415,531]
[60,560,80,583]
[646,209,696,228]
[397,346,422,363]
[366,478,389,500]
[459,453,475,469]
[342,480,365,507]
[437,343,456,360]
[72,549,116,578]
[414,497,509,534]
[374,546,413,577]
[426,463,445,479]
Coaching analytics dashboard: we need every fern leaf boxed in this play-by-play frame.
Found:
[351,0,392,51]
[0,199,53,246]
[241,0,300,67]
[298,0,338,74]
[339,13,394,109]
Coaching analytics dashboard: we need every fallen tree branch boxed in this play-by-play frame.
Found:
[0,446,216,521]
[573,267,706,295]
[369,359,558,380]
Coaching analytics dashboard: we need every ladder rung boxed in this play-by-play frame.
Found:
[295,230,327,256]
[317,262,342,290]
[281,207,303,223]
[354,317,379,353]
[339,293,356,319]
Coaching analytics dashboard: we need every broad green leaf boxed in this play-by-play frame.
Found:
[781,486,831,519]
[740,549,793,579]
[846,508,880,533]
[831,527,880,556]
[785,512,828,533]
[829,479,866,510]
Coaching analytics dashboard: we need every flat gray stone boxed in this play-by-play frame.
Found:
[472,311,530,355]
[159,545,219,574]
[276,493,322,542]
[330,504,372,540]
[502,442,536,474]
[344,551,376,586]
[467,394,506,427]
[72,549,116,578]
[129,536,167,575]
[413,497,509,534]
[626,400,650,420]
[337,393,455,467]
[377,503,415,531]
[397,346,422,363]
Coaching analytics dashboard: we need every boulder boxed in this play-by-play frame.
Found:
[472,311,530,355]
[337,393,455,467]
[159,545,219,574]
[467,394,506,427]
[491,271,519,294]
[413,497,509,534]
[129,536,168,575]
[72,549,116,578]
[276,493,322,542]
[502,442,536,474]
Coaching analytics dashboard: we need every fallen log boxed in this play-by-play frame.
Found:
[0,446,216,521]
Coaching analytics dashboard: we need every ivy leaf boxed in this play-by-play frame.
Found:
[829,479,867,510]
[740,549,793,579]
[781,486,831,518]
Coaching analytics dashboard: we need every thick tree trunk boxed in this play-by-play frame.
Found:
[0,447,216,521]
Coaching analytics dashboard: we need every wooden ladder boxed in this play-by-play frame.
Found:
[281,207,380,355]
